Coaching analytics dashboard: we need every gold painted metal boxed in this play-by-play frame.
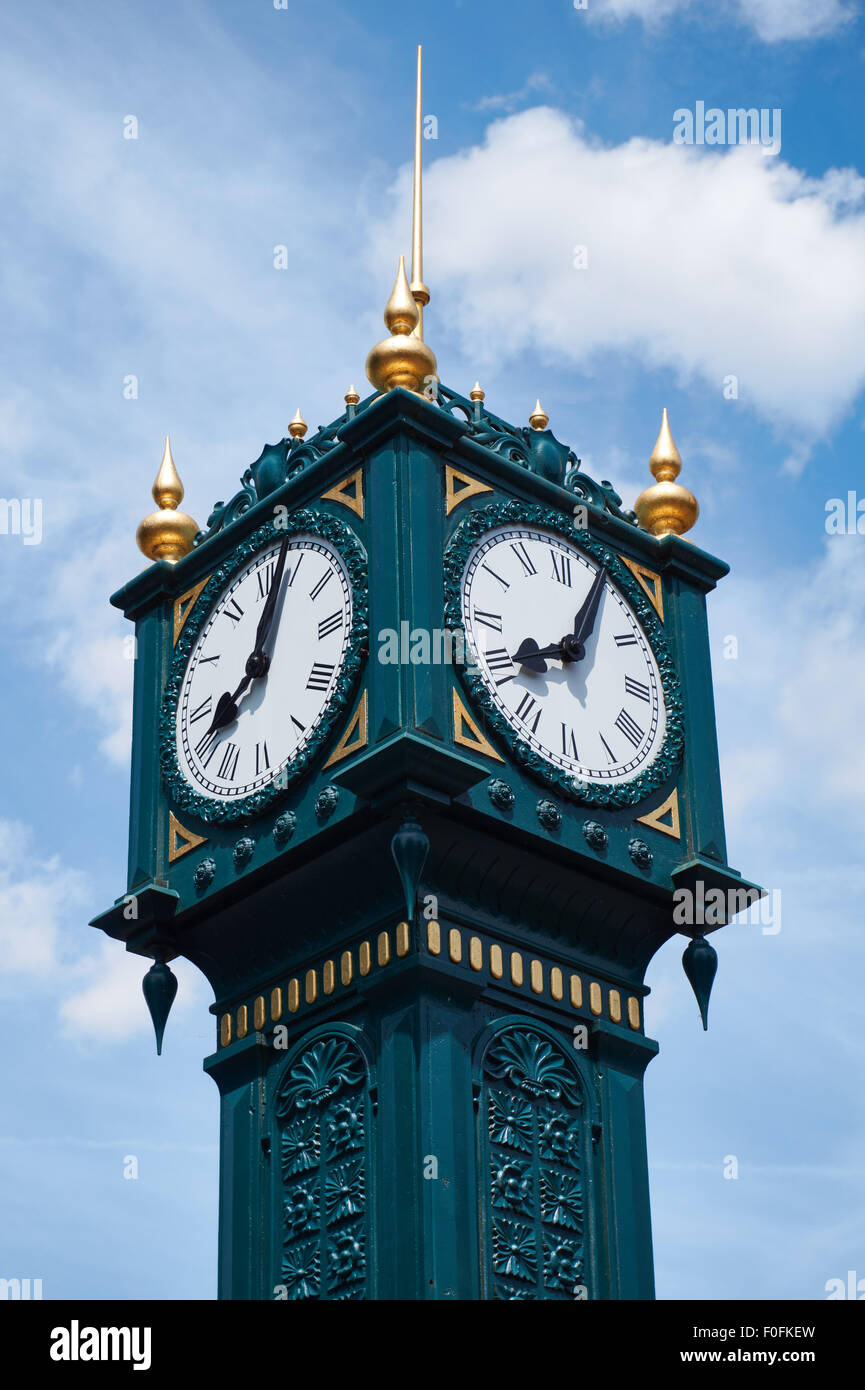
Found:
[409,45,430,338]
[173,576,210,646]
[377,931,391,967]
[253,996,265,1031]
[324,689,368,767]
[570,975,583,1008]
[340,951,353,986]
[365,256,437,394]
[550,967,563,1001]
[609,989,622,1024]
[288,408,308,439]
[359,941,372,975]
[271,987,283,1021]
[288,979,300,1013]
[168,811,207,863]
[305,969,317,1004]
[220,1013,232,1047]
[490,944,503,979]
[529,399,549,430]
[469,936,483,971]
[444,464,494,517]
[396,922,410,957]
[452,689,503,761]
[635,408,699,537]
[137,436,199,564]
[589,982,603,1016]
[511,952,524,987]
[628,996,641,1030]
[344,385,360,406]
[236,1005,248,1040]
[469,382,485,402]
[323,960,335,995]
[427,920,441,955]
[636,787,681,840]
[449,929,462,963]
[320,467,364,520]
[618,554,664,622]
[530,959,543,994]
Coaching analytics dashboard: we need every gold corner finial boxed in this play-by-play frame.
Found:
[635,408,699,537]
[288,408,308,439]
[365,256,437,394]
[137,436,199,564]
[529,399,549,430]
[344,385,360,406]
[410,44,430,337]
[470,382,485,402]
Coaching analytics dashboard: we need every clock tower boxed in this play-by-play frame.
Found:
[93,50,760,1301]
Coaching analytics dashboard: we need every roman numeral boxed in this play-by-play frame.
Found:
[255,741,270,775]
[256,562,276,600]
[290,714,306,735]
[318,610,343,640]
[624,676,651,702]
[614,708,644,748]
[561,723,579,760]
[309,569,333,602]
[614,633,638,647]
[223,597,244,625]
[194,730,219,767]
[474,609,503,632]
[481,562,510,592]
[599,733,617,764]
[217,742,240,781]
[485,647,516,685]
[307,662,335,692]
[550,550,572,586]
[198,653,220,666]
[189,696,212,725]
[515,690,542,734]
[510,540,537,577]
[286,552,303,586]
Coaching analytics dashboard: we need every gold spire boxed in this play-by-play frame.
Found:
[529,399,549,430]
[469,382,485,402]
[344,385,360,406]
[288,408,308,439]
[634,408,699,537]
[410,44,430,337]
[136,436,199,564]
[365,255,437,394]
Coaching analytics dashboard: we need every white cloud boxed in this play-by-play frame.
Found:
[58,941,204,1044]
[372,109,865,446]
[589,0,856,41]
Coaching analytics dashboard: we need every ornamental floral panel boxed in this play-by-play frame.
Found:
[480,1026,588,1300]
[275,1034,370,1300]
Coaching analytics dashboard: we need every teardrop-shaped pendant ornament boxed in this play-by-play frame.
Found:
[142,959,178,1055]
[681,934,718,1031]
[390,816,430,923]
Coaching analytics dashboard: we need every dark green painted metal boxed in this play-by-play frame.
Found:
[93,384,758,1300]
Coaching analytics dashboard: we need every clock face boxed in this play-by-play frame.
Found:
[175,535,353,803]
[461,526,667,787]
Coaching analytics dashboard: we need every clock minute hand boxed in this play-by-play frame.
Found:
[569,565,607,659]
[205,536,292,737]
[250,533,291,661]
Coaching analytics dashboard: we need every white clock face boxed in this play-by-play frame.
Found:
[176,536,352,801]
[461,526,666,786]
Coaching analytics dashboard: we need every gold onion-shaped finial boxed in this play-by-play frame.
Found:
[344,385,360,406]
[634,408,699,537]
[529,399,549,430]
[470,381,485,402]
[136,436,199,563]
[288,408,308,439]
[365,256,438,394]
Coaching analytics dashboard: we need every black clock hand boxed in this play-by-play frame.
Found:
[205,536,292,736]
[511,568,608,672]
[250,533,291,661]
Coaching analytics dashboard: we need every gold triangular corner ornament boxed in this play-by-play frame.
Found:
[168,811,207,863]
[324,690,369,768]
[635,788,680,840]
[320,468,364,520]
[173,577,211,646]
[452,689,503,762]
[618,555,664,623]
[444,465,493,517]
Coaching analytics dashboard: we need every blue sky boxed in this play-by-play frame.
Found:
[1,0,864,1300]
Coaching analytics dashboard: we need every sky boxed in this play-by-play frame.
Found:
[0,0,863,1301]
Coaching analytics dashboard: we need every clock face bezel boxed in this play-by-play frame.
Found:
[443,500,684,809]
[160,509,368,825]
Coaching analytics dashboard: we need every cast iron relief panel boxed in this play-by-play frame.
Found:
[275,1032,372,1300]
[479,1025,589,1300]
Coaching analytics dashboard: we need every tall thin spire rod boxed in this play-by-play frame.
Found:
[410,43,430,339]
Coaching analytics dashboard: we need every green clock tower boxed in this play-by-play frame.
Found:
[93,50,759,1301]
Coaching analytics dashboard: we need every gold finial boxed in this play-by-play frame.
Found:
[634,408,699,537]
[529,399,549,430]
[288,408,308,439]
[469,382,485,402]
[410,44,430,337]
[365,255,438,394]
[136,436,199,564]
[344,385,360,406]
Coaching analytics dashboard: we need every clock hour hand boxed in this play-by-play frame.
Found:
[205,535,292,736]
[511,570,608,673]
